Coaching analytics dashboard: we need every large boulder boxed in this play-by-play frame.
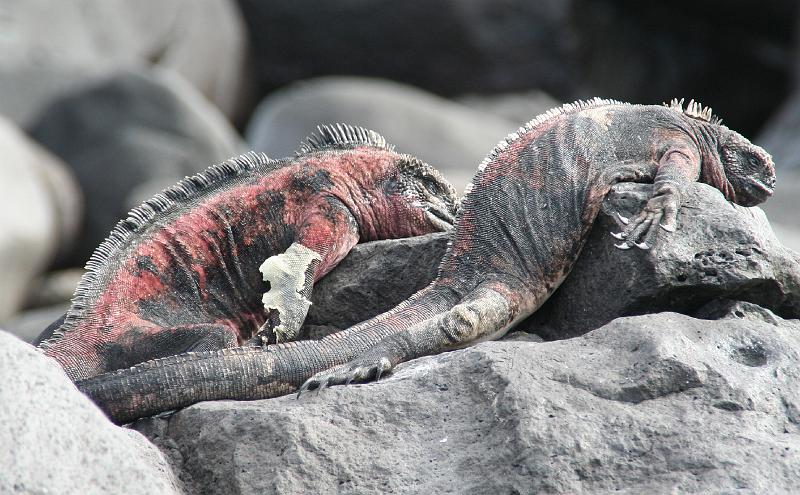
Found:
[756,1,800,172]
[29,67,245,265]
[0,117,81,321]
[246,77,515,192]
[304,232,450,332]
[0,330,181,494]
[0,0,249,125]
[525,182,800,339]
[134,308,800,493]
[571,0,796,135]
[759,169,800,252]
[455,89,560,126]
[757,93,800,173]
[237,0,578,97]
[237,0,793,134]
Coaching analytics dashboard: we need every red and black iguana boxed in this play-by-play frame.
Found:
[77,99,776,424]
[37,124,458,381]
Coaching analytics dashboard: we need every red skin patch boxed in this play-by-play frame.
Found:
[46,147,441,379]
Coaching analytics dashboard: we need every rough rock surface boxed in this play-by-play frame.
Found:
[525,182,800,340]
[0,0,249,125]
[246,77,513,191]
[29,67,244,264]
[135,308,800,494]
[0,117,81,321]
[0,330,181,495]
[304,232,450,333]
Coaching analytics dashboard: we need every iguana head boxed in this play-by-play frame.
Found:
[667,98,776,207]
[715,130,776,207]
[385,155,459,236]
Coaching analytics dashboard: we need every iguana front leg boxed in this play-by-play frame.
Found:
[613,141,701,250]
[252,200,360,345]
[298,280,522,391]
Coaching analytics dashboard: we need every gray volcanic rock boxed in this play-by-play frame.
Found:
[30,67,244,264]
[456,89,560,126]
[0,330,180,495]
[525,182,800,340]
[755,167,800,252]
[304,232,450,332]
[237,0,792,134]
[571,1,795,136]
[302,181,799,341]
[0,117,81,321]
[135,310,800,493]
[758,93,800,173]
[237,0,578,97]
[0,0,249,125]
[3,303,69,344]
[246,77,514,192]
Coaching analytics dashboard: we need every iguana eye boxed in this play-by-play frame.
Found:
[422,178,441,195]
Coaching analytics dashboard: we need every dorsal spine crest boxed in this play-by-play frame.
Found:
[297,124,394,154]
[666,98,722,125]
[39,151,274,350]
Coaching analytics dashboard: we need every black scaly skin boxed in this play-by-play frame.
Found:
[37,124,458,382]
[78,99,776,424]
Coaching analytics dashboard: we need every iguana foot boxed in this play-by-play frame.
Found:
[257,243,321,343]
[297,357,394,396]
[612,189,679,250]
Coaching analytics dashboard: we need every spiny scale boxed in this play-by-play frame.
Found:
[38,151,272,350]
[460,97,625,221]
[297,123,393,154]
[667,98,722,125]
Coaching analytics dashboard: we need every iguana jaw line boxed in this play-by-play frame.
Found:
[424,205,455,231]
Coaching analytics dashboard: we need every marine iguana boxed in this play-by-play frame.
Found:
[77,98,776,424]
[37,124,458,381]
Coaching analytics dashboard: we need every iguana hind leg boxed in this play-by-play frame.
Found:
[62,322,240,380]
[298,281,520,392]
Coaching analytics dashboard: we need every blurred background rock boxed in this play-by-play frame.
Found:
[1,0,798,339]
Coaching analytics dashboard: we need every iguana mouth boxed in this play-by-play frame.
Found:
[425,205,455,230]
[740,177,774,206]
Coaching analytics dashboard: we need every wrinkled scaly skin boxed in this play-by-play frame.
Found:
[37,125,458,382]
[77,99,776,425]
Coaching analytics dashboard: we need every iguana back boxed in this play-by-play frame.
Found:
[39,125,458,380]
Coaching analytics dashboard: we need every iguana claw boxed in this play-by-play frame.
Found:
[616,213,630,225]
[297,357,393,397]
[615,242,631,250]
[610,231,625,240]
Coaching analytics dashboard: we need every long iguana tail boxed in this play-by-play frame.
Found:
[77,284,459,424]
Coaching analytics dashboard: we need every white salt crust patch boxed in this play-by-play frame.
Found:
[259,243,322,342]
